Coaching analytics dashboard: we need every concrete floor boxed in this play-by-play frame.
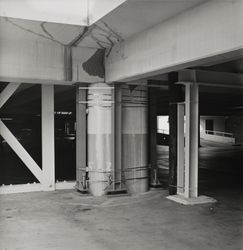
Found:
[0,140,243,250]
[0,188,242,250]
[157,140,243,192]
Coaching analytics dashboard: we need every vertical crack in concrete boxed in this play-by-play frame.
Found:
[65,26,97,81]
[93,22,123,58]
[40,22,55,39]
[96,21,123,42]
[90,33,109,49]
[64,46,73,81]
[4,17,64,45]
[68,26,93,47]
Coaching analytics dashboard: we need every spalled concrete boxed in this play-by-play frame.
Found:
[0,188,242,250]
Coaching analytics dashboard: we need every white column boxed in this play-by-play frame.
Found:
[87,83,113,196]
[185,84,199,198]
[177,103,185,195]
[122,85,149,194]
[41,85,55,191]
[168,83,217,205]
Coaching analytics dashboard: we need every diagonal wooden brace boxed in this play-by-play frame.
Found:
[0,82,21,109]
[0,120,43,183]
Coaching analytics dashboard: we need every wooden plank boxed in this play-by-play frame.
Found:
[0,120,42,183]
[55,181,75,190]
[0,82,21,109]
[0,76,83,86]
[76,85,87,191]
[0,183,42,195]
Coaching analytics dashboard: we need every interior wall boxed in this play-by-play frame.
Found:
[200,116,227,132]
[226,116,243,144]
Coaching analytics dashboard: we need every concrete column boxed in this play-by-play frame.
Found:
[177,103,185,195]
[87,83,112,196]
[185,84,199,198]
[122,85,149,194]
[41,84,55,191]
[168,83,216,205]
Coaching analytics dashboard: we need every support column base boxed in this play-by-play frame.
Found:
[166,194,217,205]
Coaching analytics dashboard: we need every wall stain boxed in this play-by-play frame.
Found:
[82,49,105,78]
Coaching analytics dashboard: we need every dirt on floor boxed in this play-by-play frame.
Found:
[0,188,242,250]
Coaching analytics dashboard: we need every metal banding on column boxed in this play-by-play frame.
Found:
[122,85,149,194]
[87,83,112,196]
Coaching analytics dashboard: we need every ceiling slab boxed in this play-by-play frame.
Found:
[100,0,207,39]
[0,0,127,26]
[88,0,127,25]
[0,0,88,26]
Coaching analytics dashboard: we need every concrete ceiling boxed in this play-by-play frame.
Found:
[100,0,207,39]
[0,0,208,50]
[0,0,127,26]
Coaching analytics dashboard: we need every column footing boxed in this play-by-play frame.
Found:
[166,194,217,205]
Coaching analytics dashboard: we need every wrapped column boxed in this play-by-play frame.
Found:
[122,85,149,194]
[87,83,112,196]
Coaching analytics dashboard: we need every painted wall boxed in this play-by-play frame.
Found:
[0,17,104,83]
[200,116,236,144]
[105,0,243,82]
[159,115,228,134]
[226,116,243,144]
[200,116,227,133]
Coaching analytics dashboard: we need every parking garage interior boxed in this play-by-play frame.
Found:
[0,85,76,185]
[0,0,242,249]
[154,59,243,197]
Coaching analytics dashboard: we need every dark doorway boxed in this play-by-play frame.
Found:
[205,119,214,134]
